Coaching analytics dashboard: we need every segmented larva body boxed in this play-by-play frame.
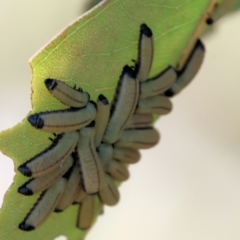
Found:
[77,121,105,195]
[18,132,79,178]
[28,101,97,133]
[18,22,205,232]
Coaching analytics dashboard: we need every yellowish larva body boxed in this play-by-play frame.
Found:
[94,94,110,147]
[125,113,153,129]
[78,195,95,230]
[55,164,81,212]
[18,155,74,196]
[136,95,173,115]
[115,128,160,149]
[98,174,120,206]
[19,178,67,231]
[139,67,177,99]
[18,131,79,178]
[77,122,105,195]
[103,65,139,144]
[98,143,113,170]
[113,147,141,164]
[106,159,129,182]
[45,79,89,108]
[165,40,205,97]
[27,101,97,133]
[135,24,153,82]
[74,187,87,204]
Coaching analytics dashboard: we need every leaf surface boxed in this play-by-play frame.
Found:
[0,0,215,239]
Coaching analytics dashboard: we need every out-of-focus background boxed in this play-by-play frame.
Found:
[0,1,240,240]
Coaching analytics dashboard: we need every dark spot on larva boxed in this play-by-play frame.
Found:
[140,23,152,37]
[18,222,35,231]
[18,186,33,196]
[18,165,32,177]
[28,114,44,129]
[45,78,57,90]
[98,94,109,105]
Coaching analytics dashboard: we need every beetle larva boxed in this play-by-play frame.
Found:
[98,174,120,206]
[45,79,90,108]
[136,95,173,115]
[125,113,153,129]
[18,154,74,196]
[94,94,110,147]
[55,163,81,212]
[19,177,67,231]
[97,143,113,170]
[115,128,160,149]
[106,159,129,182]
[113,147,141,164]
[77,195,95,230]
[77,121,105,195]
[135,23,153,82]
[139,66,177,99]
[103,65,139,144]
[27,101,97,133]
[165,39,205,97]
[18,131,78,178]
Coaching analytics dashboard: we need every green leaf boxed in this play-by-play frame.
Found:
[0,0,214,239]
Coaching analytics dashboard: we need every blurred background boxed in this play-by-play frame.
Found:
[0,1,240,240]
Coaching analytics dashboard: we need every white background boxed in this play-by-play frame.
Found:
[0,1,240,240]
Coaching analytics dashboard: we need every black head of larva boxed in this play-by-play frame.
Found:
[121,65,136,79]
[140,23,152,37]
[98,94,109,105]
[19,222,35,231]
[45,78,57,90]
[28,114,44,129]
[18,186,33,196]
[18,165,32,177]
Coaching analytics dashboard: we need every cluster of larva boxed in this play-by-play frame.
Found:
[16,23,205,232]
